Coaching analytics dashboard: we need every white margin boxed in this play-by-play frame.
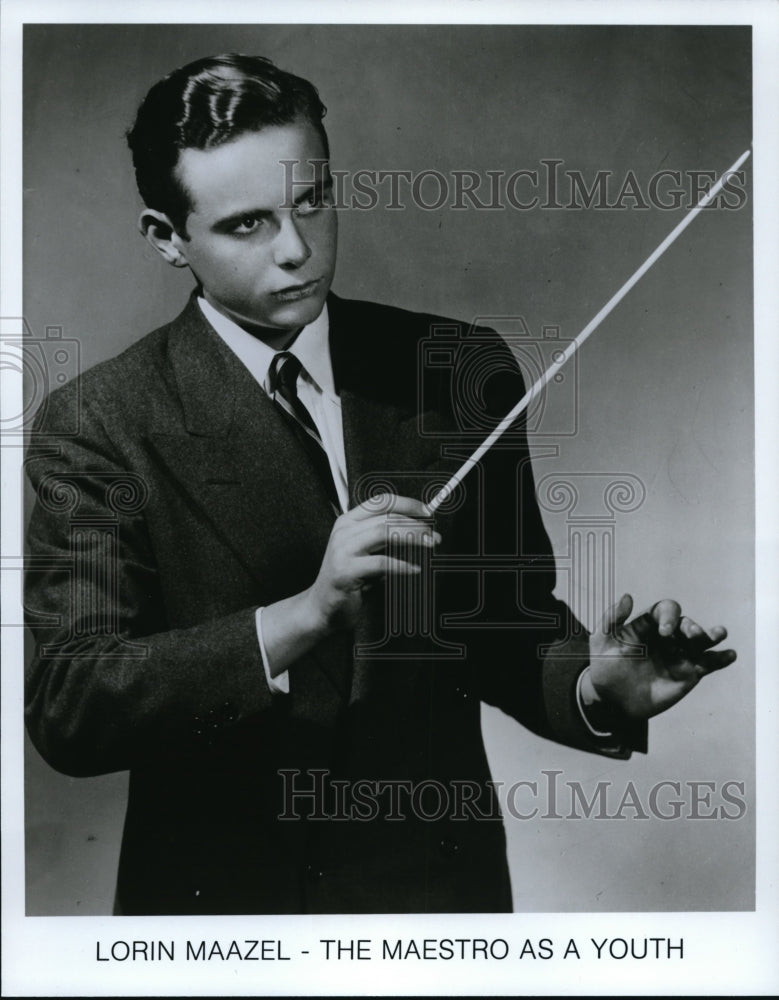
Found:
[2,1,777,996]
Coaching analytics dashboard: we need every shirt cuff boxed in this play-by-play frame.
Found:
[576,668,613,738]
[255,607,290,695]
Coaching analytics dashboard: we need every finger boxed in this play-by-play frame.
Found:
[705,625,728,645]
[651,599,682,637]
[679,619,728,651]
[695,648,738,675]
[676,616,715,652]
[350,513,436,537]
[356,554,424,581]
[628,610,656,642]
[384,519,441,556]
[347,517,439,556]
[599,593,633,635]
[347,493,431,521]
[678,616,703,642]
[700,625,728,649]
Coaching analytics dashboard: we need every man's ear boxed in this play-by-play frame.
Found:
[138,209,190,268]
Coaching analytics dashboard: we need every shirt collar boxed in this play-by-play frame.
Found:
[197,295,334,398]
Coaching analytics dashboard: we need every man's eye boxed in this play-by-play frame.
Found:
[232,216,263,234]
[295,189,332,216]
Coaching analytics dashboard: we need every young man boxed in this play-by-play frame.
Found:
[24,54,736,915]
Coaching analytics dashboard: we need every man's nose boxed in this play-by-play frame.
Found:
[273,217,312,269]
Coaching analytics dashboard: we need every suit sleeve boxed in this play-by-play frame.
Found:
[24,383,284,778]
[448,332,647,759]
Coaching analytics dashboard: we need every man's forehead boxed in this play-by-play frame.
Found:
[175,122,329,215]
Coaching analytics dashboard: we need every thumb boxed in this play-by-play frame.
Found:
[600,593,633,636]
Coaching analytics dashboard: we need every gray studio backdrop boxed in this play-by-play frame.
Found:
[23,24,753,913]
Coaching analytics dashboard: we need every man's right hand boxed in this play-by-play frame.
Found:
[306,493,439,631]
[261,494,439,676]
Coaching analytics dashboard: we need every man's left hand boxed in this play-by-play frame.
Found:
[582,593,737,722]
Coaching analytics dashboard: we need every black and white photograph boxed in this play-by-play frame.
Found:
[2,1,777,995]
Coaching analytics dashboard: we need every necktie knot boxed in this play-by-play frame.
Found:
[269,351,303,396]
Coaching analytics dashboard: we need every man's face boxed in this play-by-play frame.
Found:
[173,121,337,334]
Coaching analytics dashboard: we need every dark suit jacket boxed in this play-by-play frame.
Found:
[24,292,645,915]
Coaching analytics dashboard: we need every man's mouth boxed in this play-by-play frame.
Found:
[272,279,321,302]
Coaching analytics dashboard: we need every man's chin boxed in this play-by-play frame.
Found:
[212,291,328,338]
[267,293,327,331]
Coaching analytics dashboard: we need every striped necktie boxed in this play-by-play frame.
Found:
[269,351,341,512]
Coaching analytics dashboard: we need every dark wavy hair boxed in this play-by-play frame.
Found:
[127,53,329,234]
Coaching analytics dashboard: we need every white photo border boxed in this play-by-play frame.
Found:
[2,0,777,995]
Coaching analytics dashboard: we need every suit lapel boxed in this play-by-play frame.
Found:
[149,296,337,602]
